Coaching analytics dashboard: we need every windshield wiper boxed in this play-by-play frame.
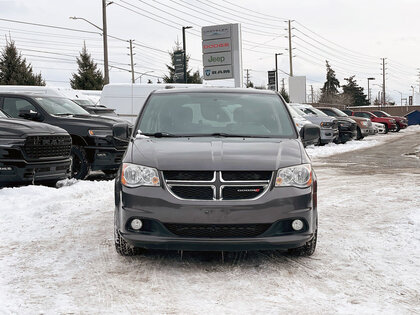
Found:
[190,133,269,138]
[54,113,74,116]
[139,132,179,138]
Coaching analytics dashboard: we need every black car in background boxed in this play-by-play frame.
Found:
[317,107,358,143]
[72,99,118,118]
[0,109,71,187]
[0,94,131,179]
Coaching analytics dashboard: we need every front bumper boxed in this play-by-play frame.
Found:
[115,183,317,251]
[0,158,70,186]
[85,146,126,171]
[361,127,376,136]
[320,128,339,144]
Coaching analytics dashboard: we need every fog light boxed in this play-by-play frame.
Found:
[130,219,143,230]
[292,219,304,231]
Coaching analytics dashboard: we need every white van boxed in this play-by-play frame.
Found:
[0,85,100,105]
[100,83,203,123]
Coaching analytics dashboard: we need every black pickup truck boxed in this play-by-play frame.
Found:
[0,93,131,179]
[0,109,71,187]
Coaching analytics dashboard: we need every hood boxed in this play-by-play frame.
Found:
[301,115,336,126]
[0,118,67,137]
[334,116,356,124]
[51,114,131,129]
[128,137,305,171]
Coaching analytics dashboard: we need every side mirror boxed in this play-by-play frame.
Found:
[19,109,41,120]
[112,122,131,140]
[300,124,320,143]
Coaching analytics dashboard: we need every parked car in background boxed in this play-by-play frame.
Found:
[345,110,397,133]
[0,109,71,187]
[0,93,131,179]
[286,104,320,147]
[372,122,385,133]
[115,88,319,257]
[371,110,408,131]
[290,103,339,144]
[319,107,374,140]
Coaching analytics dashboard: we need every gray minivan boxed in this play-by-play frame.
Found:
[114,89,319,256]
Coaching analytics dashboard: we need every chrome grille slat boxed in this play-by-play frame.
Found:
[163,171,272,201]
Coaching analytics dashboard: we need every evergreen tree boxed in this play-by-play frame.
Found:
[245,80,254,88]
[341,75,369,106]
[163,41,202,84]
[0,40,45,85]
[319,61,340,103]
[280,86,290,102]
[70,43,104,90]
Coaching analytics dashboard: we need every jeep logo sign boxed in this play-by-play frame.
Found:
[203,52,232,67]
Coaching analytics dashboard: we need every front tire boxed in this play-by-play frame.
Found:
[70,146,90,180]
[288,230,317,256]
[356,127,364,140]
[384,124,389,134]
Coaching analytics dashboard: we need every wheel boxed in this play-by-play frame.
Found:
[288,230,317,257]
[394,124,400,132]
[356,127,364,140]
[384,124,389,134]
[70,146,90,180]
[114,229,144,256]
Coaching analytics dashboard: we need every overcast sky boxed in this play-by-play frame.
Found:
[1,0,420,102]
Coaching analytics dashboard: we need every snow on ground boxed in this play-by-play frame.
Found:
[306,125,420,159]
[0,127,419,314]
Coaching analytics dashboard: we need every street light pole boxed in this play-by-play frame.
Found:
[182,26,192,84]
[367,77,375,105]
[102,0,109,85]
[275,53,282,92]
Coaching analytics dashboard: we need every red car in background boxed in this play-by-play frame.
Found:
[371,110,408,131]
[346,110,397,133]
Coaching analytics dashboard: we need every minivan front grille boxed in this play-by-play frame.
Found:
[24,135,72,160]
[164,223,271,238]
[163,171,214,181]
[163,171,271,201]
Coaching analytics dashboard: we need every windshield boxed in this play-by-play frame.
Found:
[137,92,296,138]
[73,99,95,105]
[332,108,349,117]
[35,97,90,115]
[301,107,328,117]
[374,111,390,117]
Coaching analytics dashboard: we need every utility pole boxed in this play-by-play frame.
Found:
[244,69,251,87]
[102,0,109,85]
[310,85,314,103]
[288,20,294,77]
[381,58,387,106]
[129,40,135,84]
[367,77,375,105]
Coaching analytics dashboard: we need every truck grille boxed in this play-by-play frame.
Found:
[164,223,271,238]
[24,135,72,160]
[163,171,271,201]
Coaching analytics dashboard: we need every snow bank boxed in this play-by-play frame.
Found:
[306,125,420,158]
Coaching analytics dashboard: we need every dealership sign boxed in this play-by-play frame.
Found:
[201,23,242,86]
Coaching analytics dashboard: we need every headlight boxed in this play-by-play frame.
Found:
[391,119,396,123]
[275,164,312,188]
[0,138,25,147]
[88,129,113,137]
[361,121,368,126]
[121,163,160,188]
[320,122,333,128]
